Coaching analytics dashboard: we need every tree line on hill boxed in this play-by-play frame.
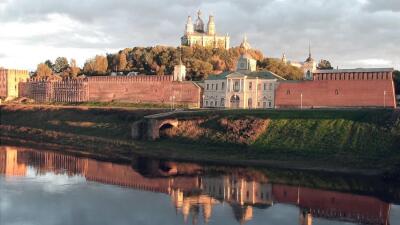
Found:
[34,45,341,82]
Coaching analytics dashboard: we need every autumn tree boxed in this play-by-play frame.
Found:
[83,55,108,75]
[258,58,303,80]
[35,63,53,79]
[117,52,127,72]
[44,60,54,71]
[69,59,80,77]
[53,57,69,73]
[318,59,333,70]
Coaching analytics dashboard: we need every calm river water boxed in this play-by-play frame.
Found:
[0,145,399,225]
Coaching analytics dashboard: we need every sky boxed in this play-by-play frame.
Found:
[0,0,399,71]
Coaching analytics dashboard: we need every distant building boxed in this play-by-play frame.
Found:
[0,68,29,99]
[283,44,317,80]
[204,53,285,109]
[239,35,251,50]
[181,10,230,49]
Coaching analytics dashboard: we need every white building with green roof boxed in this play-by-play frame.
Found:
[204,54,285,109]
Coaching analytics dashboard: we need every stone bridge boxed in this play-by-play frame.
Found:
[131,111,180,140]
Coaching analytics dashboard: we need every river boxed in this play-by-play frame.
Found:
[0,145,399,225]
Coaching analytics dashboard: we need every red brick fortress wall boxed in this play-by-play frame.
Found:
[19,79,89,103]
[276,69,397,108]
[87,76,201,107]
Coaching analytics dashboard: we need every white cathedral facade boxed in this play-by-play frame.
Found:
[181,10,230,49]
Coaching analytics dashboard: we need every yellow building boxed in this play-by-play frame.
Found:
[0,68,30,99]
[181,10,230,49]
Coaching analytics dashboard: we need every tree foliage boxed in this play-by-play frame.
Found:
[35,63,53,79]
[318,59,333,70]
[117,52,128,72]
[68,59,81,77]
[83,55,108,75]
[53,57,69,73]
[104,46,266,80]
[258,58,303,80]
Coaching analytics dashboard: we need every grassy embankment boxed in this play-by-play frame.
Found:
[1,104,399,174]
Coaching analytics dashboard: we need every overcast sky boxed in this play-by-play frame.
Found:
[0,0,399,71]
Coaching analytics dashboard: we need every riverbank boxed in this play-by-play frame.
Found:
[1,104,399,176]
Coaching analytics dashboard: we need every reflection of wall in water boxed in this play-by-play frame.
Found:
[0,147,26,177]
[0,148,392,225]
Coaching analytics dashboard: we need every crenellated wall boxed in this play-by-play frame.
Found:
[87,76,201,107]
[18,75,202,107]
[276,69,397,108]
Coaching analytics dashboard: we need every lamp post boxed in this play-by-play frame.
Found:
[384,91,386,108]
[300,93,303,110]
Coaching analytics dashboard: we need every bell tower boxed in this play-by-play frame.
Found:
[185,16,194,34]
[207,15,215,35]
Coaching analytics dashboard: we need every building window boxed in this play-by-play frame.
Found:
[286,90,290,95]
[268,101,272,107]
[222,82,225,90]
[234,81,240,92]
[206,84,209,90]
[263,102,267,108]
[249,82,252,90]
[221,98,225,107]
[216,84,218,90]
[205,101,208,106]
[335,89,339,95]
[212,84,214,89]
[258,102,260,107]
[269,83,273,90]
[210,101,214,107]
[264,83,267,90]
[215,101,217,107]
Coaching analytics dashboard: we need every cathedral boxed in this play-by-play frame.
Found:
[181,10,230,49]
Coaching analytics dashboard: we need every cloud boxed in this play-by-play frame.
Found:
[349,58,393,67]
[364,0,400,12]
[0,0,399,70]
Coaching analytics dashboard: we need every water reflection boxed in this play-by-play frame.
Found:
[0,146,397,225]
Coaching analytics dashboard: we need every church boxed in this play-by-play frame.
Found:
[282,45,317,80]
[181,10,230,49]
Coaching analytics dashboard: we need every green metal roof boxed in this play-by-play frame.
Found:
[206,71,231,80]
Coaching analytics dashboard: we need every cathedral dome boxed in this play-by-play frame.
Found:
[194,10,205,33]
